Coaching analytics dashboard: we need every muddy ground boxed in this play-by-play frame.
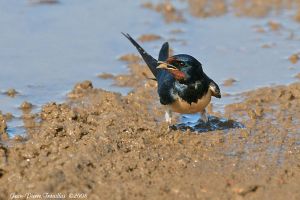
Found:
[0,54,300,200]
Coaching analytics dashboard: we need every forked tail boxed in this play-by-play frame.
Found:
[122,33,169,78]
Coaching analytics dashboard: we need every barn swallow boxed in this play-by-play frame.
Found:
[122,33,221,124]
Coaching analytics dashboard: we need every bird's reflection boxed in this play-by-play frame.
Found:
[171,115,245,132]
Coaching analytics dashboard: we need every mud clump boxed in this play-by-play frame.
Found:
[118,53,142,63]
[268,21,282,31]
[0,114,7,133]
[4,113,13,121]
[97,73,115,80]
[223,78,237,86]
[142,1,185,23]
[187,0,228,18]
[12,135,26,142]
[113,58,156,88]
[138,34,162,42]
[254,25,265,33]
[20,101,33,111]
[296,11,300,22]
[68,80,93,98]
[4,88,18,97]
[261,43,276,48]
[232,0,294,17]
[0,113,8,141]
[170,29,184,34]
[289,53,299,64]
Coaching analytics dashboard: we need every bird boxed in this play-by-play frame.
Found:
[122,33,221,124]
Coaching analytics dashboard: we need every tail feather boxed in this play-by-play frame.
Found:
[122,32,159,78]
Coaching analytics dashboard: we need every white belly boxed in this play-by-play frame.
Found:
[169,90,212,114]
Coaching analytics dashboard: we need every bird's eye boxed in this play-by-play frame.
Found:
[179,62,185,67]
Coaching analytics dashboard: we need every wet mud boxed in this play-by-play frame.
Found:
[223,78,237,87]
[144,0,300,23]
[0,55,300,199]
[142,1,185,23]
[138,34,162,42]
[0,113,8,141]
[4,89,18,98]
[290,53,300,64]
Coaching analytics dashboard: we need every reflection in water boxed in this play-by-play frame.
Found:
[171,115,245,132]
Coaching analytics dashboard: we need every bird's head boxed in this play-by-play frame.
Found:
[157,54,203,83]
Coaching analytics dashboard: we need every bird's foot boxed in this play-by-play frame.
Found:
[165,110,172,124]
[199,110,209,123]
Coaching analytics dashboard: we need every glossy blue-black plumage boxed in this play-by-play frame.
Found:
[122,33,220,107]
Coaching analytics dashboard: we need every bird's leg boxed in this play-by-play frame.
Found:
[200,109,209,123]
[165,109,173,124]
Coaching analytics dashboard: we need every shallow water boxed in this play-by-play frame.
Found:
[172,115,245,132]
[0,0,299,136]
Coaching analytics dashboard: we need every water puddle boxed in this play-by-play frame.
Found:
[171,115,245,132]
